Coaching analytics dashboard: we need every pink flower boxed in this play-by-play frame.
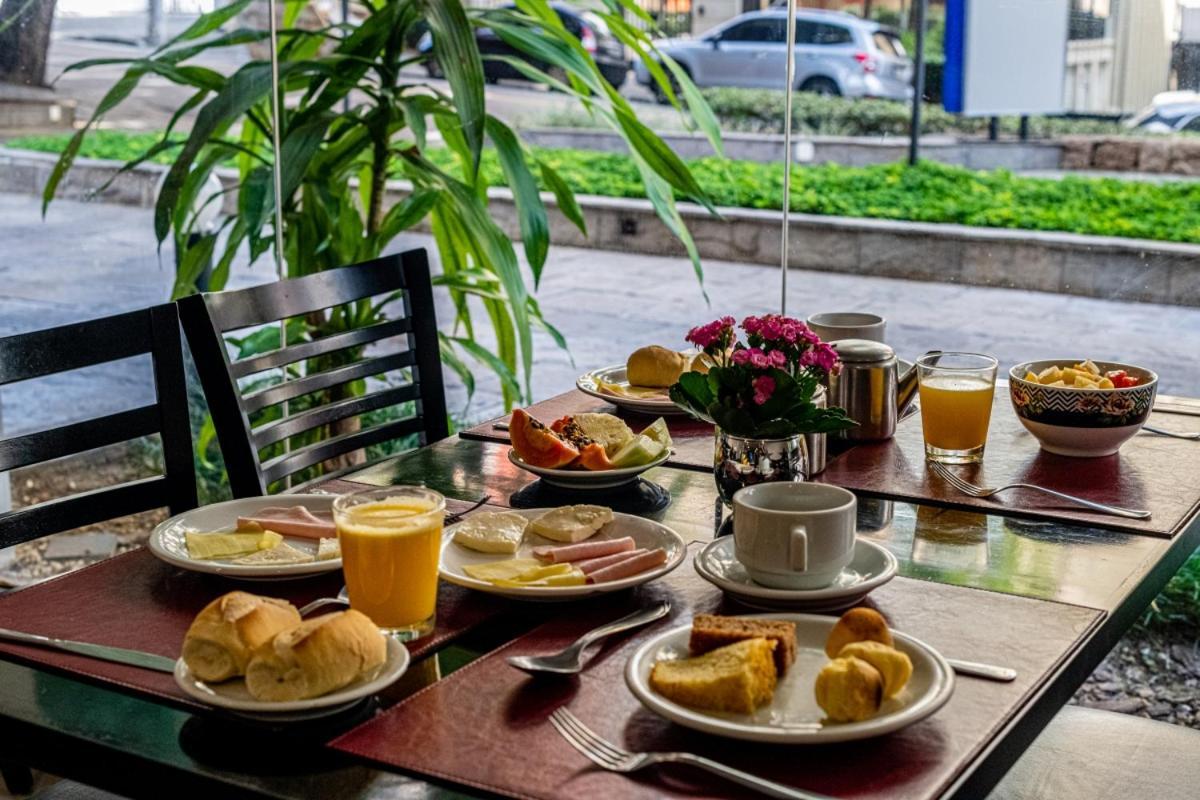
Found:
[686,316,735,350]
[752,375,776,405]
[741,315,762,335]
[767,349,787,368]
[800,342,840,374]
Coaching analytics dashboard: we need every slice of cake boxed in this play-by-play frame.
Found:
[689,614,798,676]
[649,638,777,714]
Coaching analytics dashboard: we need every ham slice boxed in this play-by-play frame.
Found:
[586,548,667,584]
[576,548,648,575]
[532,536,635,564]
[237,506,336,540]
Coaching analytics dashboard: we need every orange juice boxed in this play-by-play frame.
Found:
[919,375,995,451]
[334,490,443,638]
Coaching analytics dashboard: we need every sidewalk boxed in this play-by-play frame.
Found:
[3,191,1200,434]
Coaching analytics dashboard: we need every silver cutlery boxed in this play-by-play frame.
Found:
[1143,424,1200,441]
[508,603,671,675]
[549,707,832,800]
[928,461,1151,520]
[446,494,491,522]
[0,628,176,673]
[493,421,510,431]
[947,658,1016,682]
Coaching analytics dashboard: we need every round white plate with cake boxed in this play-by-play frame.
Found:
[440,506,686,601]
[625,611,954,744]
[149,494,342,580]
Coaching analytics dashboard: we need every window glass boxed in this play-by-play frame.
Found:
[722,19,786,43]
[873,31,906,57]
[812,23,852,46]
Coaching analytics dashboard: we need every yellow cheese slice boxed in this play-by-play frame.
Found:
[494,565,586,587]
[596,379,669,401]
[462,558,543,583]
[185,530,283,560]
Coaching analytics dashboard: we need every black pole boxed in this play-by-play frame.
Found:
[907,0,928,166]
[988,116,999,140]
[1019,114,1030,141]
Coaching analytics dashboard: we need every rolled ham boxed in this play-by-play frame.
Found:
[586,548,667,584]
[532,536,635,564]
[576,548,648,575]
[237,506,336,540]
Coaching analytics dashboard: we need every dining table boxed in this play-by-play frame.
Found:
[3,387,1200,800]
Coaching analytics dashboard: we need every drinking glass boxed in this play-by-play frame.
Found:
[332,486,445,641]
[917,352,998,464]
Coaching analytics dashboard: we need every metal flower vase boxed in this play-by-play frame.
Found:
[714,430,808,506]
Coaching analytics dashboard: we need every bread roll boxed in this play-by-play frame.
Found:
[627,346,686,388]
[182,592,301,682]
[825,607,893,658]
[244,609,387,702]
[815,656,883,722]
[837,641,912,699]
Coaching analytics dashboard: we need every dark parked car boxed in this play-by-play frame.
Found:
[418,3,629,90]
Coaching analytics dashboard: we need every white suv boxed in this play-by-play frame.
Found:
[635,9,913,102]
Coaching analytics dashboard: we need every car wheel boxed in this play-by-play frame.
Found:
[800,77,841,97]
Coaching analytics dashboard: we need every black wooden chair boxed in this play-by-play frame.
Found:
[178,249,449,498]
[0,304,197,550]
[0,304,197,796]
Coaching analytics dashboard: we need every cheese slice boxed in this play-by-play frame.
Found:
[316,537,341,561]
[597,379,669,400]
[452,512,528,554]
[495,565,586,587]
[233,542,315,565]
[529,505,613,543]
[462,558,543,583]
[186,530,283,560]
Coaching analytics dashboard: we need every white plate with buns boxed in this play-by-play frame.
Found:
[577,365,687,416]
[440,508,686,601]
[149,495,341,580]
[625,613,954,744]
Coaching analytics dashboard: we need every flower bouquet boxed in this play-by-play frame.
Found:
[669,315,856,438]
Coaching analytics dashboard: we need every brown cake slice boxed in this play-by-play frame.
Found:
[689,614,797,676]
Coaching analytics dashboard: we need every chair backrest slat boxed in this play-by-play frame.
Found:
[0,406,159,472]
[180,250,449,498]
[229,317,413,379]
[0,304,196,547]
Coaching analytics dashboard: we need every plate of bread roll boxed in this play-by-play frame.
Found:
[625,609,954,743]
[176,591,407,720]
[577,346,708,415]
[149,495,343,580]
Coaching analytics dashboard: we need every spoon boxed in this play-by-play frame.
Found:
[298,586,350,617]
[1143,424,1200,441]
[507,602,671,675]
[947,658,1016,682]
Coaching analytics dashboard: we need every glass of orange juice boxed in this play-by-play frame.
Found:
[917,352,999,464]
[332,487,444,641]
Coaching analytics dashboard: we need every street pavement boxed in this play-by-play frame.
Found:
[2,190,1199,436]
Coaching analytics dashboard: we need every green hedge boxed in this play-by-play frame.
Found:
[8,133,1198,244]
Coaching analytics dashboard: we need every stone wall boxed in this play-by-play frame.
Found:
[1062,137,1200,175]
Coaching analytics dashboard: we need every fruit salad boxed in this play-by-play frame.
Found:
[1022,360,1142,390]
[509,410,672,471]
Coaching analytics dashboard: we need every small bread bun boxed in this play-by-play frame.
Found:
[627,346,686,388]
[825,607,893,658]
[815,656,884,722]
[837,641,913,699]
[687,352,715,375]
[244,609,387,702]
[183,592,301,682]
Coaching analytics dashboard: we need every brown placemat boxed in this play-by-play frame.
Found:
[0,529,505,708]
[331,564,1101,800]
[459,389,716,470]
[819,392,1200,538]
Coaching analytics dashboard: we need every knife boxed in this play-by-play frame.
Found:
[0,627,177,674]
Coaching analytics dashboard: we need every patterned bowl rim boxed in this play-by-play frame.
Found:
[1008,360,1158,394]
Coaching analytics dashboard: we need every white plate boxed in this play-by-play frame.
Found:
[148,494,341,580]
[439,508,685,601]
[626,613,954,744]
[576,365,687,416]
[174,636,408,721]
[507,448,671,490]
[694,537,898,611]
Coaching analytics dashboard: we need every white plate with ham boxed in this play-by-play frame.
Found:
[148,495,341,580]
[439,508,686,600]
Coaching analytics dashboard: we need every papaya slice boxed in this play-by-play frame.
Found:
[576,443,615,471]
[510,409,579,469]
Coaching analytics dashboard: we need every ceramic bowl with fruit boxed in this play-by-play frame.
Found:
[1009,359,1158,457]
[508,410,672,489]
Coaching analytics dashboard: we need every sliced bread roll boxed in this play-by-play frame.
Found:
[182,591,302,682]
[244,609,387,702]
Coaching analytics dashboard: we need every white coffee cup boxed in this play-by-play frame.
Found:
[732,483,857,590]
[807,312,886,343]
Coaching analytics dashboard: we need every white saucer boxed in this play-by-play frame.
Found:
[693,536,898,611]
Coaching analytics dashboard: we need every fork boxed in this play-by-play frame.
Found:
[548,708,831,800]
[1143,424,1200,441]
[927,461,1150,520]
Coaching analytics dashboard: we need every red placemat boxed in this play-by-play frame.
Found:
[0,541,504,708]
[331,566,1101,800]
[459,390,716,470]
[819,393,1200,538]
